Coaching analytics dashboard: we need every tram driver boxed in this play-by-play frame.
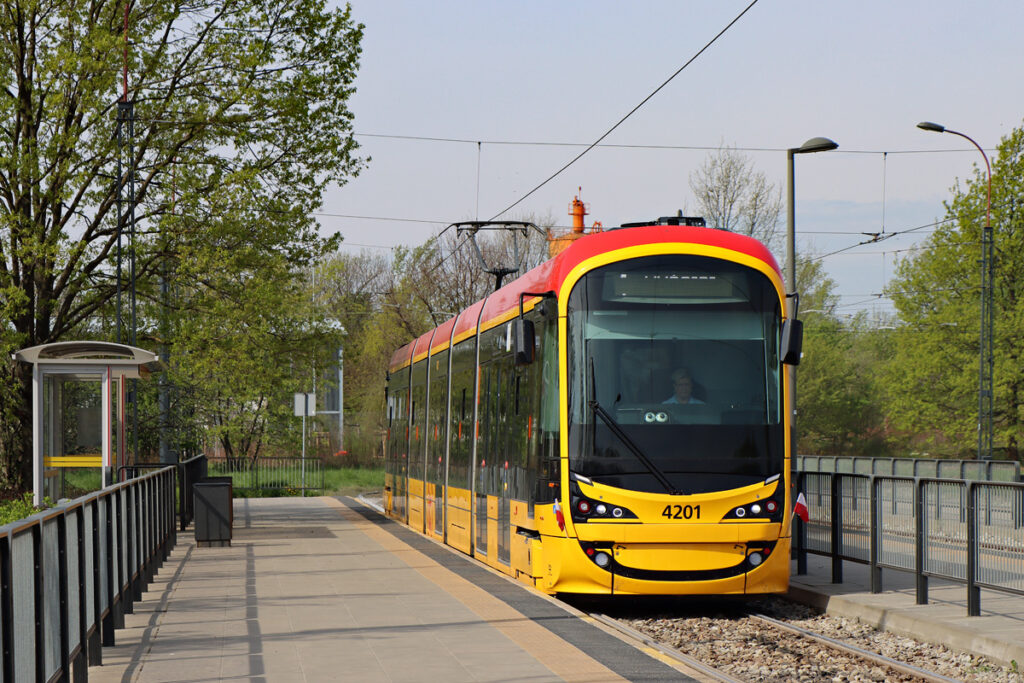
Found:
[663,367,705,405]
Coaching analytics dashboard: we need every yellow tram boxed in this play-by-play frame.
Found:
[384,216,802,595]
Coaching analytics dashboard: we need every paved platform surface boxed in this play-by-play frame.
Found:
[788,553,1024,667]
[88,496,695,683]
[88,495,1024,681]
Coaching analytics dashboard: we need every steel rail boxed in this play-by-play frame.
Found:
[589,612,744,683]
[751,613,964,683]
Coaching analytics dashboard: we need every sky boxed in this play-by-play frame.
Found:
[321,1,1024,322]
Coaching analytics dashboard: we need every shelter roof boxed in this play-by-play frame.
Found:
[13,341,160,369]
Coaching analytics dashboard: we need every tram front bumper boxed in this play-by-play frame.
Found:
[540,524,790,595]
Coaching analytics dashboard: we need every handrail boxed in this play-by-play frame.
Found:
[0,466,177,681]
[796,454,1021,482]
[794,470,1024,616]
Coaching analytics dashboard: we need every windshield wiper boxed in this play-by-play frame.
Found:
[589,401,681,495]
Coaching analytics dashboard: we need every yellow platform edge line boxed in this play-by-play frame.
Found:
[323,497,627,682]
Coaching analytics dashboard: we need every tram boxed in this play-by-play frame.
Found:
[383,215,802,595]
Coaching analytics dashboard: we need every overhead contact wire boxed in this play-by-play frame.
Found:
[488,0,762,220]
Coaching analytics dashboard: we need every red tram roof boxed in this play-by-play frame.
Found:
[389,224,781,371]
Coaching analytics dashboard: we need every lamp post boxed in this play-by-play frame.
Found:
[786,137,839,464]
[917,122,993,459]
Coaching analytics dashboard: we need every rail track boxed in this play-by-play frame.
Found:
[580,596,1019,682]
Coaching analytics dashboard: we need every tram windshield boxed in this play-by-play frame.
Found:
[566,253,784,494]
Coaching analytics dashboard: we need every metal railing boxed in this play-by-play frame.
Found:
[118,454,208,531]
[794,471,1024,616]
[0,466,177,682]
[797,455,1021,482]
[206,457,324,494]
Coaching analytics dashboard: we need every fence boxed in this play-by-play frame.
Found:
[0,466,177,682]
[207,457,324,494]
[797,455,1021,482]
[119,454,208,532]
[794,471,1024,616]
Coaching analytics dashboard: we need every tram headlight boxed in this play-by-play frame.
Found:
[748,552,763,567]
[568,488,637,522]
[644,411,656,423]
[725,497,783,520]
[594,552,611,568]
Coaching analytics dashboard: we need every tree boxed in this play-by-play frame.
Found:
[0,0,365,487]
[883,122,1024,459]
[794,258,884,455]
[689,146,783,253]
[311,214,556,460]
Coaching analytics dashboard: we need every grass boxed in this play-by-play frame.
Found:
[0,465,386,524]
[209,465,384,498]
[324,466,384,496]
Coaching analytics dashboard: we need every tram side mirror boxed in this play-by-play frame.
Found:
[781,318,804,366]
[513,318,535,365]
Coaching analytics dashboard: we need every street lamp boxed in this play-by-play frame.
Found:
[787,137,840,296]
[785,136,838,447]
[786,136,837,577]
[917,121,993,459]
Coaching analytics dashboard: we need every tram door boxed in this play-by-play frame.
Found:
[477,335,514,565]
[386,369,410,522]
[496,363,512,566]
[409,361,427,533]
[475,363,491,556]
[428,351,448,538]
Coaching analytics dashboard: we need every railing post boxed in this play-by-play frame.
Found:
[58,512,71,683]
[33,524,44,683]
[75,505,89,677]
[915,478,928,605]
[967,481,980,616]
[102,495,115,646]
[1,530,13,683]
[88,499,102,665]
[126,486,139,608]
[869,476,881,592]
[831,473,842,583]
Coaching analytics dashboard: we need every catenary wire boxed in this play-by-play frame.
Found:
[487,0,762,220]
[353,132,994,156]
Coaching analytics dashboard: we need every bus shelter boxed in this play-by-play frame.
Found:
[13,341,160,505]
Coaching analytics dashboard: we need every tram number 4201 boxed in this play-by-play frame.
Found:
[662,504,700,520]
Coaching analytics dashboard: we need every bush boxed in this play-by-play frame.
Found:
[0,492,50,526]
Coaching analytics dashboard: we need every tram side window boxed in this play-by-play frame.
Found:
[428,351,448,487]
[535,314,559,503]
[410,362,427,483]
[478,324,509,498]
[448,340,475,491]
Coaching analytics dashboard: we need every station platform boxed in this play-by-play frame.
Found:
[88,495,1024,682]
[88,496,695,682]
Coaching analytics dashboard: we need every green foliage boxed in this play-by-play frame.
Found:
[794,258,886,455]
[313,220,553,461]
[0,493,50,526]
[0,0,365,483]
[799,316,884,455]
[883,122,1024,458]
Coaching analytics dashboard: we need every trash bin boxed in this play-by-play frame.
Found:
[194,477,233,546]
